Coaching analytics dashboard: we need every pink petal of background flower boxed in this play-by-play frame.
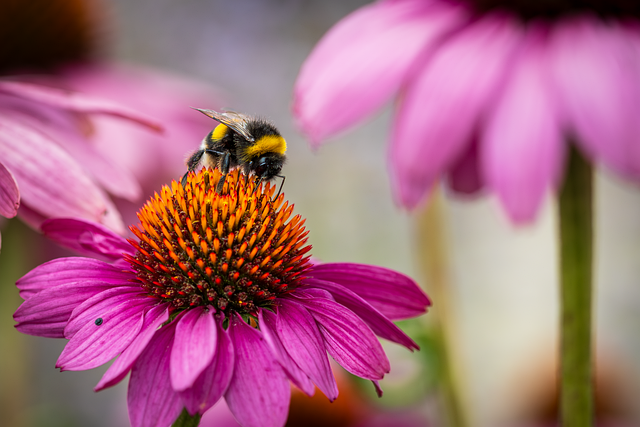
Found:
[482,27,564,223]
[0,162,19,220]
[390,14,520,209]
[293,0,463,144]
[548,18,640,178]
[60,63,223,199]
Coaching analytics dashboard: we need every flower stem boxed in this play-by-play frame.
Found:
[416,188,467,427]
[0,220,33,427]
[558,147,594,426]
[172,408,201,427]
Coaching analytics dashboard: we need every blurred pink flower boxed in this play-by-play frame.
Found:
[294,0,640,222]
[0,77,162,240]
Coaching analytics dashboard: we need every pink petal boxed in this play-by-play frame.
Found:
[293,287,333,301]
[0,161,19,218]
[0,80,163,132]
[293,0,464,144]
[41,117,142,202]
[16,257,135,299]
[96,304,170,391]
[58,137,142,202]
[200,401,242,427]
[307,263,430,320]
[225,314,290,427]
[482,26,564,223]
[258,309,315,396]
[372,380,384,398]
[97,189,127,235]
[276,300,338,401]
[171,307,217,391]
[295,294,390,380]
[0,115,124,231]
[41,218,133,261]
[180,317,235,415]
[391,14,520,208]
[128,321,183,427]
[57,293,151,371]
[446,136,484,194]
[64,286,147,338]
[548,18,640,178]
[2,97,142,202]
[305,278,419,351]
[13,281,122,338]
[14,202,48,231]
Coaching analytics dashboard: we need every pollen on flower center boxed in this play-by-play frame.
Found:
[125,168,312,315]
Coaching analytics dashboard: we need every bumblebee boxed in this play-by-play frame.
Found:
[182,108,287,194]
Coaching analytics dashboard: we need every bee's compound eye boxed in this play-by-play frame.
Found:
[254,157,269,177]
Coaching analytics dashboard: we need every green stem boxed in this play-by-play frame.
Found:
[417,188,467,427]
[0,220,38,427]
[558,148,594,426]
[172,408,201,427]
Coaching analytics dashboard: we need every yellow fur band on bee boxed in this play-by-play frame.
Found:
[212,123,228,140]
[244,135,287,159]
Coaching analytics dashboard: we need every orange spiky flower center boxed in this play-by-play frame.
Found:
[125,168,312,316]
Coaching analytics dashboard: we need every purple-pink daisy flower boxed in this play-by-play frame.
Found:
[293,0,640,222]
[0,77,161,238]
[14,168,429,427]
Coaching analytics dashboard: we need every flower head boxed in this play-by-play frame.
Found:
[293,0,640,222]
[127,168,311,315]
[14,168,430,427]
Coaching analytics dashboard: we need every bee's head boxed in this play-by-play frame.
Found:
[253,153,286,181]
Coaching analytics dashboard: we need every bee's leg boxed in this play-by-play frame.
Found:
[182,149,205,186]
[243,170,251,190]
[180,172,190,187]
[215,152,231,194]
[273,175,286,200]
[252,177,264,196]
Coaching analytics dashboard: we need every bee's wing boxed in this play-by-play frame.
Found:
[192,108,255,142]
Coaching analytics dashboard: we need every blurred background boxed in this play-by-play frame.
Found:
[1,0,640,426]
